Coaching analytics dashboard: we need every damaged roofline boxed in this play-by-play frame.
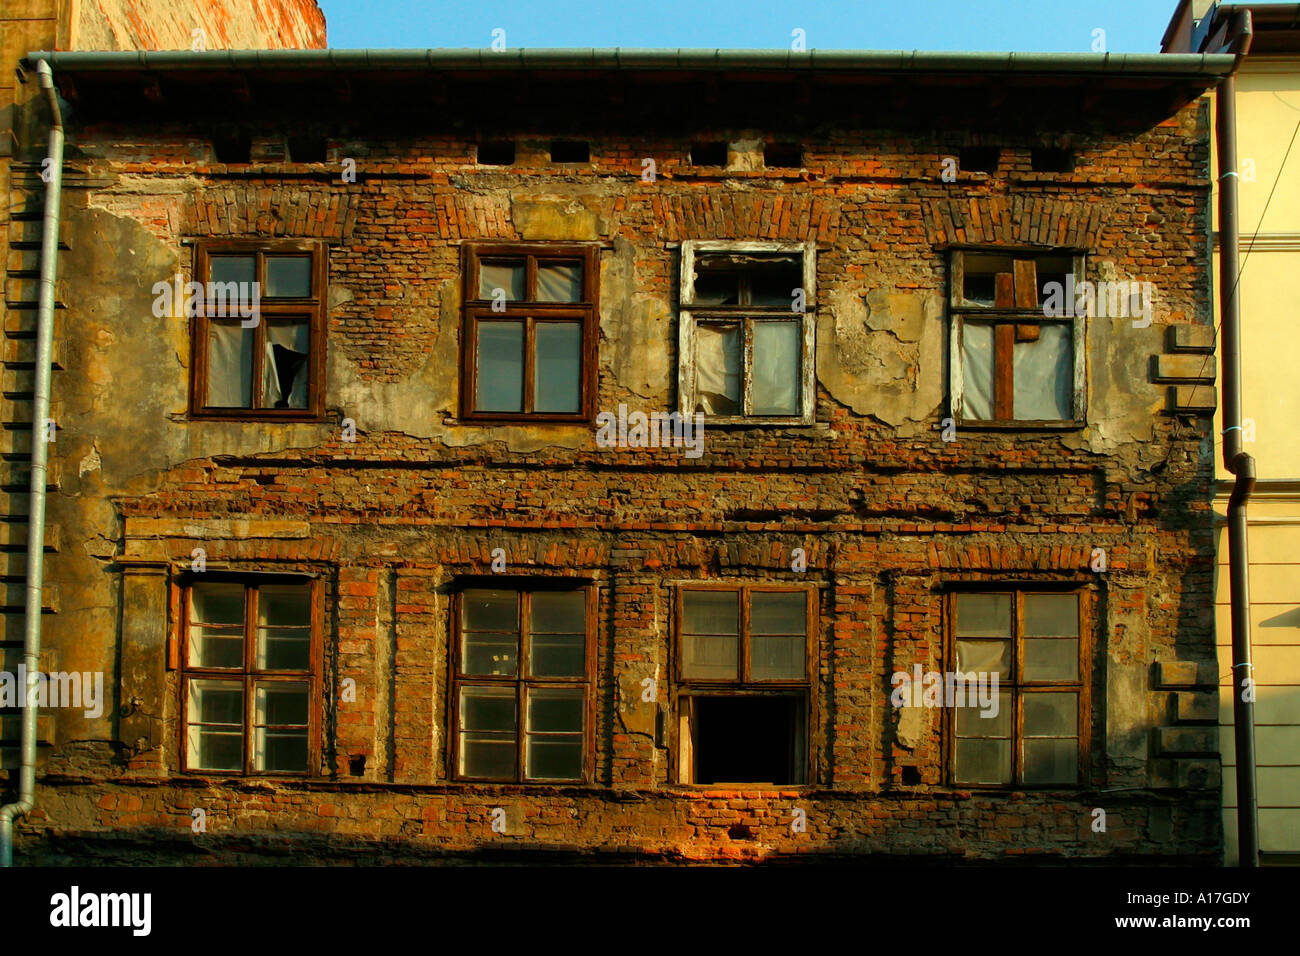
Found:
[24,48,1236,80]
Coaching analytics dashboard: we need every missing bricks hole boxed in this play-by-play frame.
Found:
[691,141,728,167]
[478,141,515,166]
[958,146,999,174]
[1031,147,1075,173]
[212,128,252,164]
[901,766,922,785]
[550,140,590,163]
[288,134,328,163]
[727,823,756,841]
[349,755,366,776]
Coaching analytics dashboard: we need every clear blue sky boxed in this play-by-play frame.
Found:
[318,0,1188,53]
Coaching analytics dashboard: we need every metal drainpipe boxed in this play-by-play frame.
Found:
[1216,10,1258,868]
[0,59,63,868]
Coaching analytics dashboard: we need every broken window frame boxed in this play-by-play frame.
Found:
[448,580,596,784]
[460,243,600,423]
[943,587,1091,789]
[190,240,328,421]
[672,583,817,786]
[177,574,322,777]
[948,248,1086,427]
[678,240,817,425]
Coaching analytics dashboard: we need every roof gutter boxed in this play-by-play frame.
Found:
[1215,9,1259,868]
[23,48,1236,78]
[0,59,62,867]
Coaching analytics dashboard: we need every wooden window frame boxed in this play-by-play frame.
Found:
[189,240,328,422]
[459,243,600,423]
[448,579,597,784]
[948,248,1086,428]
[177,574,323,777]
[678,240,817,426]
[943,586,1091,789]
[672,583,817,787]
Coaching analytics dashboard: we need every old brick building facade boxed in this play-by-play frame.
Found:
[3,49,1232,863]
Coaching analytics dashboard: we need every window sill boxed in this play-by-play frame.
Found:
[954,419,1084,431]
[189,410,330,424]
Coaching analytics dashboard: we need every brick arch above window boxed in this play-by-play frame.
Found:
[184,188,358,240]
[922,197,1102,249]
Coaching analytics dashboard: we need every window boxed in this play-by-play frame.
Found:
[690,141,728,167]
[959,146,1000,174]
[949,249,1085,424]
[477,141,515,166]
[180,577,319,775]
[461,243,600,421]
[191,241,326,419]
[764,142,802,168]
[1031,147,1074,173]
[550,140,590,163]
[947,589,1088,787]
[451,583,593,782]
[678,241,816,424]
[675,585,814,785]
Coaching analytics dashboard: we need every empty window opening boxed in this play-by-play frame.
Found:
[959,146,1000,174]
[764,142,802,168]
[1031,147,1075,173]
[287,134,327,163]
[550,140,590,163]
[691,141,728,167]
[478,141,516,166]
[689,696,802,785]
[213,128,252,164]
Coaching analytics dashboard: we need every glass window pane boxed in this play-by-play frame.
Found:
[1024,692,1077,737]
[530,591,585,632]
[751,634,804,680]
[189,678,244,725]
[187,679,243,771]
[206,322,253,407]
[255,682,309,725]
[751,321,801,416]
[479,260,525,300]
[462,592,519,676]
[681,633,738,680]
[961,321,995,420]
[459,687,516,778]
[954,593,1011,637]
[683,590,739,635]
[954,691,1011,737]
[256,627,311,670]
[210,255,255,286]
[189,625,244,668]
[258,585,310,626]
[192,582,245,624]
[1024,593,1079,636]
[526,739,583,780]
[954,738,1011,785]
[461,686,516,731]
[955,639,1010,679]
[530,632,585,678]
[265,256,312,297]
[750,591,806,634]
[1023,738,1078,785]
[252,683,310,772]
[464,590,518,631]
[1013,322,1072,420]
[533,322,582,413]
[1023,638,1078,682]
[536,262,582,302]
[695,324,741,415]
[265,322,310,409]
[189,584,245,668]
[462,632,518,676]
[475,322,524,412]
[526,687,583,733]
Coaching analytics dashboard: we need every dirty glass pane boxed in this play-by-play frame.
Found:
[530,591,585,632]
[265,256,312,297]
[954,593,1011,637]
[192,582,245,625]
[189,624,244,668]
[751,320,801,415]
[1023,738,1077,784]
[256,584,311,671]
[529,592,586,678]
[682,633,738,680]
[189,583,244,668]
[1024,593,1079,636]
[695,324,741,415]
[459,686,516,778]
[264,322,310,409]
[207,322,254,407]
[1013,322,1072,420]
[1023,638,1078,681]
[751,635,804,680]
[187,679,243,771]
[525,687,584,780]
[955,691,1011,737]
[1024,692,1077,738]
[464,590,518,630]
[750,591,806,635]
[210,255,255,286]
[462,633,518,676]
[258,585,310,626]
[536,262,582,303]
[683,590,739,635]
[954,738,1011,785]
[955,639,1010,679]
[533,321,582,413]
[526,687,583,733]
[475,321,524,412]
[961,321,995,420]
[253,682,309,772]
[478,260,524,301]
[462,590,519,676]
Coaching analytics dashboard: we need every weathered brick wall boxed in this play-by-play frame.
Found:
[3,70,1221,863]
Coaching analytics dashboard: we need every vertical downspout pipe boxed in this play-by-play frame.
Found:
[0,58,63,868]
[1217,10,1258,868]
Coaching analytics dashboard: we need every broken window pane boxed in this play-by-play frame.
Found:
[187,679,244,771]
[265,256,311,297]
[748,266,801,307]
[459,686,516,778]
[253,682,309,772]
[479,260,525,300]
[207,322,254,407]
[1013,322,1072,420]
[751,320,801,415]
[533,321,582,413]
[525,687,583,780]
[695,324,742,415]
[961,321,995,421]
[264,321,310,409]
[955,593,1011,637]
[536,262,582,302]
[475,321,524,412]
[693,272,740,305]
